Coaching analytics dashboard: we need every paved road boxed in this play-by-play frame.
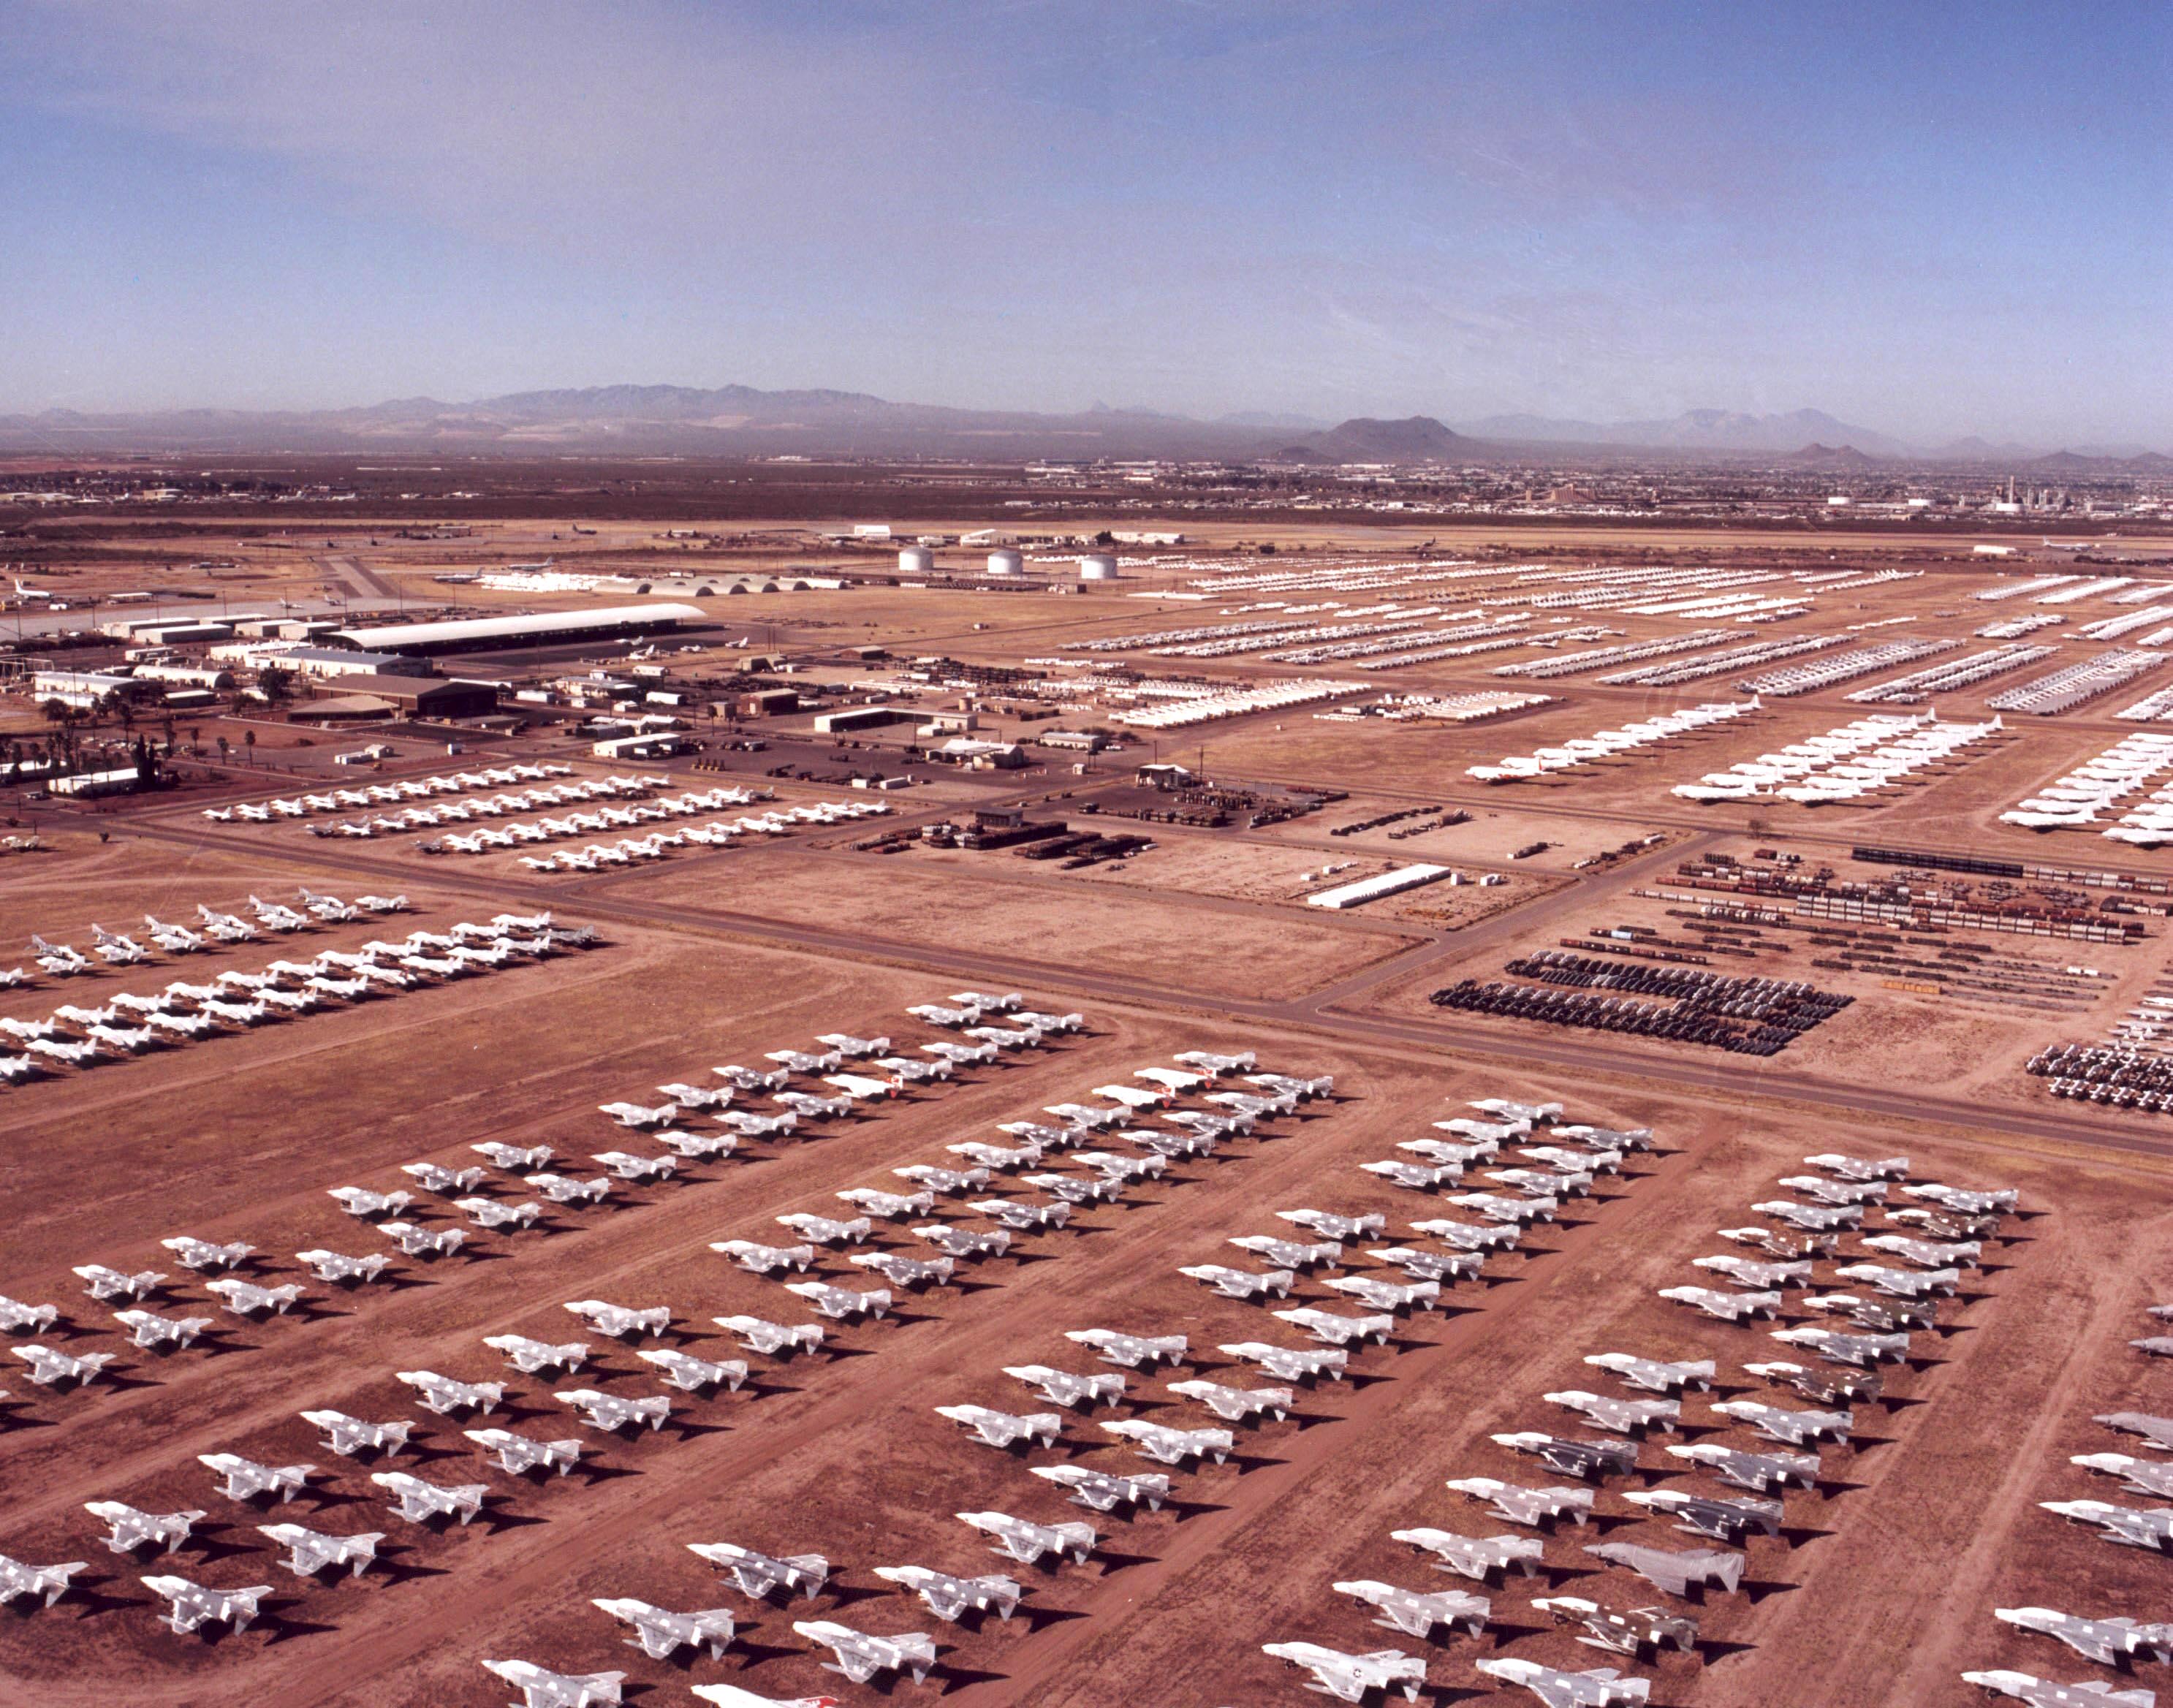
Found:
[96,804,2170,1169]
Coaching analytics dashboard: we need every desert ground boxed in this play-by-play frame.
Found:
[3,493,2171,1707]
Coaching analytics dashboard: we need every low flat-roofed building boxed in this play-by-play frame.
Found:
[47,766,141,797]
[306,675,498,718]
[131,661,234,689]
[593,731,694,759]
[250,645,438,680]
[30,669,141,702]
[330,603,705,656]
[814,705,909,735]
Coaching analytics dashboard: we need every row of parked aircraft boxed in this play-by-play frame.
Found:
[1251,1097,1689,1706]
[1246,1123,2026,1705]
[1961,1294,2173,1707]
[338,780,740,839]
[1,914,591,1086]
[200,762,585,824]
[7,891,409,986]
[469,1046,1342,1704]
[415,793,887,861]
[0,995,1122,1649]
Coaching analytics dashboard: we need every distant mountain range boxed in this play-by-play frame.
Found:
[0,384,2163,468]
[1455,407,1914,458]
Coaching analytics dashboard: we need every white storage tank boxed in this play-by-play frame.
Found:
[1079,553,1119,581]
[986,548,1025,577]
[898,546,936,575]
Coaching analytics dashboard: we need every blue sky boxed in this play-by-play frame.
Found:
[1,0,2166,444]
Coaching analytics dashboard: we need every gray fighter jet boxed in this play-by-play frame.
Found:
[1263,1641,1426,1703]
[398,1370,504,1415]
[1102,1420,1234,1466]
[1903,1183,2017,1215]
[0,1554,85,1608]
[1657,1286,1781,1324]
[141,1574,270,1636]
[1181,1264,1295,1302]
[1712,1399,1851,1446]
[200,1453,313,1503]
[710,1239,816,1275]
[1995,1606,2173,1667]
[1392,1527,1544,1581]
[1752,1199,1863,1232]
[484,1335,589,1375]
[874,1565,1022,1623]
[1544,1392,1680,1436]
[2072,1454,2173,1499]
[1832,1263,1960,1299]
[1169,1378,1293,1424]
[1693,1255,1813,1290]
[1327,1276,1441,1314]
[1411,1217,1523,1251]
[1230,1235,1344,1269]
[1620,1488,1783,1541]
[1445,1476,1596,1527]
[301,1410,412,1457]
[937,1404,1063,1451]
[2097,1413,2173,1451]
[1770,1325,1912,1367]
[1804,1153,1909,1181]
[86,1502,205,1555]
[1030,1465,1169,1512]
[687,1541,830,1600]
[1960,1671,2156,1707]
[1584,1354,1715,1394]
[555,1390,671,1433]
[957,1510,1096,1566]
[1585,1541,1744,1598]
[2041,1500,2173,1552]
[593,1598,737,1660]
[371,1471,488,1525]
[714,1316,825,1357]
[1066,1329,1186,1368]
[1275,1307,1394,1348]
[259,1524,382,1578]
[1369,1246,1483,1283]
[1493,1432,1640,1481]
[467,1428,583,1476]
[1221,1341,1349,1383]
[1665,1442,1819,1492]
[1335,1579,1490,1641]
[1476,1657,1651,1706]
[1533,1595,1697,1658]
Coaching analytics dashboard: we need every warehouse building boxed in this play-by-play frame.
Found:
[329,603,706,657]
[303,675,500,720]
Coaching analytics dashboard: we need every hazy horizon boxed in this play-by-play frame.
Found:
[3,1,2166,445]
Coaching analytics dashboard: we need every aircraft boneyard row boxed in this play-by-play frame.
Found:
[1249,1129,2032,1705]
[0,1020,2066,1704]
[1957,1288,2172,1708]
[454,1044,1340,1701]
[1,906,584,1086]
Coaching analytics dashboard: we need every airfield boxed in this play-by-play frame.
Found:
[4,490,2173,1707]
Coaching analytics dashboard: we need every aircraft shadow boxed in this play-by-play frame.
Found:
[179,1524,262,1565]
[259,1605,342,1644]
[930,1663,1009,1694]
